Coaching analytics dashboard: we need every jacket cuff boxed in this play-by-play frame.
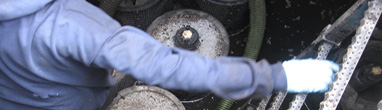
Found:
[246,59,274,99]
[271,62,287,92]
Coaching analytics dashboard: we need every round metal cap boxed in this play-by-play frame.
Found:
[174,26,200,51]
[107,86,185,110]
[147,9,229,58]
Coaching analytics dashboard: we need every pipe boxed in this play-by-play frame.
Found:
[216,99,235,110]
[216,0,266,109]
[243,0,266,60]
[99,0,123,16]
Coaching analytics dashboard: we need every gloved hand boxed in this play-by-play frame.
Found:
[282,59,339,93]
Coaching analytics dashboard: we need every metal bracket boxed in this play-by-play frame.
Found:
[254,0,382,109]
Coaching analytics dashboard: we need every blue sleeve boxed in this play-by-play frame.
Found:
[52,0,287,100]
[90,26,287,100]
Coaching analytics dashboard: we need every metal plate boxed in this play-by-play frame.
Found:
[320,0,382,109]
[257,0,382,109]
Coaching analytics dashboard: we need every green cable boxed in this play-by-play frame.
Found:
[244,0,266,60]
[216,0,266,109]
[216,99,235,110]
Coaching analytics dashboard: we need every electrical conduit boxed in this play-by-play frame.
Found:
[216,0,266,109]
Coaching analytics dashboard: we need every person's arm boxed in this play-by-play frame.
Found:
[56,0,339,100]
[54,0,286,100]
[89,26,287,100]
